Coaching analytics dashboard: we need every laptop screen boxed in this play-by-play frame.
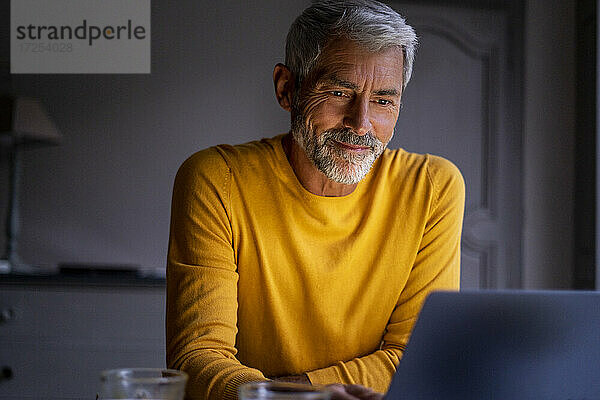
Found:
[385,290,600,400]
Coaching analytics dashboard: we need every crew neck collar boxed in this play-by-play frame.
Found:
[272,134,373,202]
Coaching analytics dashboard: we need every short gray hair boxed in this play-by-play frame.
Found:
[285,0,418,90]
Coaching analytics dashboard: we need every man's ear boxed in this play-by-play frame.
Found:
[273,63,296,112]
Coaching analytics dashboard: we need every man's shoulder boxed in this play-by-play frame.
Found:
[178,135,283,176]
[422,153,464,187]
[380,148,464,190]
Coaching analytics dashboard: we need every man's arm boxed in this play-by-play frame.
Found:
[166,149,268,400]
[304,156,465,392]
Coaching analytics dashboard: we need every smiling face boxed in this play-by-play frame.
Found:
[290,38,404,185]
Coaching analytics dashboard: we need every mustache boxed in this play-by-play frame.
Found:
[321,128,382,148]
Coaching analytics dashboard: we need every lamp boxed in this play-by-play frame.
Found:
[0,96,62,273]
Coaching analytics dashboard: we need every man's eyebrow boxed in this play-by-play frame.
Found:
[322,75,358,90]
[374,88,401,96]
[322,75,401,96]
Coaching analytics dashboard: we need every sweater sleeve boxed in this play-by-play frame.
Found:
[166,148,268,400]
[306,155,465,393]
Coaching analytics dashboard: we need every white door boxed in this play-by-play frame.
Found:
[390,3,522,288]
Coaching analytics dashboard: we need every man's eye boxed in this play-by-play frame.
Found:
[331,91,345,97]
[376,99,391,105]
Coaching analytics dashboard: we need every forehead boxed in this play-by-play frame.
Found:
[310,38,404,88]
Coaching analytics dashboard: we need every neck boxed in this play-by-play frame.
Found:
[281,133,358,197]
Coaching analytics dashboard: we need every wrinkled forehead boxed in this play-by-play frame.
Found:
[308,38,404,89]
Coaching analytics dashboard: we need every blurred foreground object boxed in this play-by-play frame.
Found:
[239,382,332,400]
[99,368,188,400]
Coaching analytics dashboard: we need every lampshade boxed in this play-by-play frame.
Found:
[0,96,62,148]
[0,96,62,273]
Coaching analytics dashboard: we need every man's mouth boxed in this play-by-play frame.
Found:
[332,140,371,152]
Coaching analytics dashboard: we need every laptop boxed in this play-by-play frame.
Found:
[385,290,600,400]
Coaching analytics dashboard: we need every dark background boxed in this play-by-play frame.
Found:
[0,0,596,289]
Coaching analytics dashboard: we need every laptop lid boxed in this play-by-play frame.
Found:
[385,290,600,400]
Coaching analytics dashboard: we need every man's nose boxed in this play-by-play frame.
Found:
[343,97,372,135]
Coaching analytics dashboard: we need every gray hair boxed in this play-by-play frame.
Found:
[285,0,418,90]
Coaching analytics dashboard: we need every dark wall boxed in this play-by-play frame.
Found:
[574,0,597,289]
[0,1,308,270]
[0,1,591,288]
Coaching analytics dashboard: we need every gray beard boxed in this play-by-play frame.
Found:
[290,112,390,185]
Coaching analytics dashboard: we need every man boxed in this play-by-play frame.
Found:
[166,1,465,399]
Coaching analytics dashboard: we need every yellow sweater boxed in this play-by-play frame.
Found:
[166,134,464,400]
